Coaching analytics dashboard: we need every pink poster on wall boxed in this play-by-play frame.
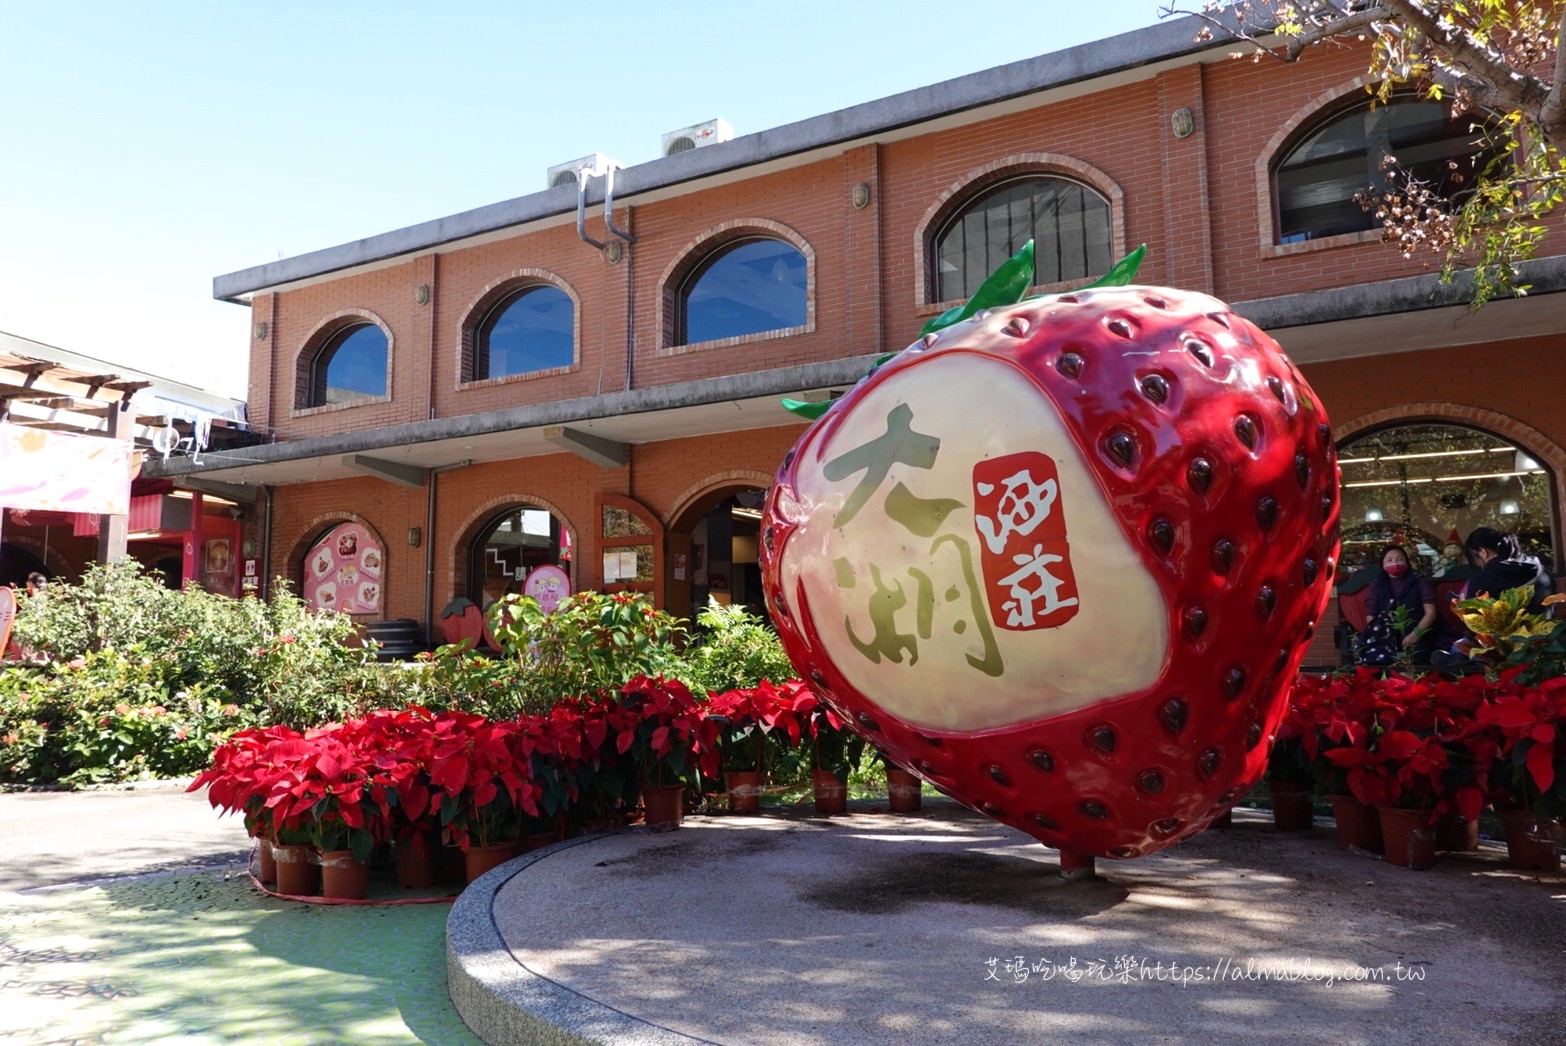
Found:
[523,565,571,614]
[0,586,15,658]
[303,522,384,615]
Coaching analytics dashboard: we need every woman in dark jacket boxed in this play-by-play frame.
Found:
[1358,544,1439,666]
[1460,527,1553,610]
[1432,528,1556,671]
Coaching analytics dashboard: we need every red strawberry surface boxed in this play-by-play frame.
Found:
[760,285,1339,859]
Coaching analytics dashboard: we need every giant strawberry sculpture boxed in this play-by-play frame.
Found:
[760,245,1339,864]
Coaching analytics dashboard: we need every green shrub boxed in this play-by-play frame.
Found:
[684,599,795,695]
[0,562,410,784]
[0,651,260,785]
[482,591,692,713]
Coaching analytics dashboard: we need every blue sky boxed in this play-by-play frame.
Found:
[0,2,1166,398]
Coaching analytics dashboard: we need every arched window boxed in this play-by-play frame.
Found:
[473,285,574,380]
[469,505,571,607]
[678,238,807,345]
[1337,424,1556,574]
[933,176,1111,302]
[1274,95,1494,243]
[307,323,387,406]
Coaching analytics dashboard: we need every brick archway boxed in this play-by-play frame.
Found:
[450,494,578,604]
[667,470,775,534]
[666,471,773,622]
[1334,402,1566,570]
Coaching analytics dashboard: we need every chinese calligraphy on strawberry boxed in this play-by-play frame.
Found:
[973,452,1080,630]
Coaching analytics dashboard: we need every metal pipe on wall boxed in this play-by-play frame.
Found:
[423,460,471,646]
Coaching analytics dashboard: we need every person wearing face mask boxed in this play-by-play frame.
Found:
[1357,544,1439,666]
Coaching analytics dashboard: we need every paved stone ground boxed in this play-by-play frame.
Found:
[456,802,1566,1046]
[0,784,251,892]
[7,788,1565,1044]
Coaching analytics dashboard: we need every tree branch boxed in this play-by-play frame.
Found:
[1379,0,1549,116]
[1540,12,1566,142]
[1281,5,1391,61]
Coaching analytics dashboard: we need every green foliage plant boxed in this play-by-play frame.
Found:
[684,599,795,695]
[1,561,399,785]
[483,591,690,712]
[1455,586,1566,682]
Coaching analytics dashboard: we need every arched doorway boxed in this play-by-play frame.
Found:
[1336,422,1558,578]
[469,504,572,609]
[666,480,770,624]
[0,543,47,589]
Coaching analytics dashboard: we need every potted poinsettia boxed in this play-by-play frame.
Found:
[1475,674,1566,871]
[427,712,539,882]
[188,724,315,889]
[781,681,864,816]
[1326,720,1459,870]
[358,706,446,888]
[611,675,720,831]
[1289,672,1379,850]
[509,705,587,850]
[1265,697,1316,831]
[705,679,799,814]
[876,748,923,814]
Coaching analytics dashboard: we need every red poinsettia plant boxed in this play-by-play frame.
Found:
[705,678,808,773]
[608,675,721,789]
[770,679,864,782]
[507,703,592,835]
[188,724,315,844]
[288,729,384,861]
[1305,669,1498,822]
[426,712,540,851]
[1474,673,1566,821]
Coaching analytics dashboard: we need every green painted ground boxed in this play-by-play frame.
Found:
[0,871,480,1045]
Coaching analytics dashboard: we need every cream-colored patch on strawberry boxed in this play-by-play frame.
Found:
[779,352,1168,731]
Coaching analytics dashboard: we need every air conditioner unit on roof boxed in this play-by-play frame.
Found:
[545,153,621,190]
[661,118,733,157]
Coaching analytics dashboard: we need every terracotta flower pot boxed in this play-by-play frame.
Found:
[255,837,276,883]
[440,843,468,886]
[464,842,516,884]
[517,831,558,854]
[1377,806,1436,870]
[1329,793,1383,853]
[886,767,923,813]
[1502,809,1563,872]
[1434,813,1479,852]
[318,849,369,900]
[271,842,320,896]
[643,783,687,832]
[1269,781,1314,832]
[812,770,847,815]
[726,770,763,815]
[395,832,440,889]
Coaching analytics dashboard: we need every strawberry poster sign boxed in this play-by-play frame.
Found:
[303,522,384,615]
[762,259,1339,863]
[0,586,14,659]
[523,565,570,614]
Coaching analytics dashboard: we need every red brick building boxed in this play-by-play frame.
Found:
[152,16,1566,664]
